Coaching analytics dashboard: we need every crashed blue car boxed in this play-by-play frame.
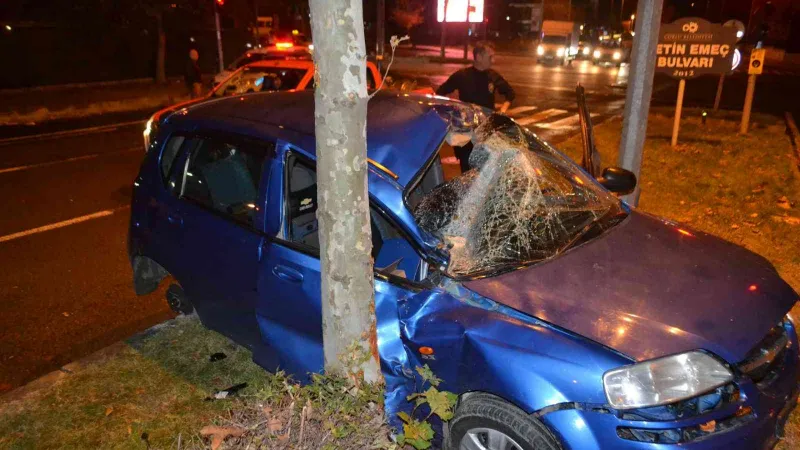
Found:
[129,90,799,450]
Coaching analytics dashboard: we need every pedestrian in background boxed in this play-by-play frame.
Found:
[436,42,515,173]
[185,49,203,98]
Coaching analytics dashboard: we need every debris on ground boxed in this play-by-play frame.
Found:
[200,425,245,450]
[209,352,227,362]
[210,382,247,400]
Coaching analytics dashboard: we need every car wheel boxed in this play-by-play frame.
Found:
[166,283,194,315]
[447,395,562,450]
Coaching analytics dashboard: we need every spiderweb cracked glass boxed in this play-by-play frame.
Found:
[414,114,622,278]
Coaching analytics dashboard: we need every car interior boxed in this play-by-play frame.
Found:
[286,156,425,281]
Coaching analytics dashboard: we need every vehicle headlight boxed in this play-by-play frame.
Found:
[593,50,601,59]
[536,45,544,56]
[603,351,733,409]
[613,51,622,60]
[556,47,565,57]
[583,47,591,56]
[143,117,156,153]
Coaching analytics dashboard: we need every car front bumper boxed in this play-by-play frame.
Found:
[542,322,800,450]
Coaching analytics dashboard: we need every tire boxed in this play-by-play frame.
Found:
[166,283,194,315]
[447,395,562,450]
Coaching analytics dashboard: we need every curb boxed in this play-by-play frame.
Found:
[0,76,189,95]
[0,315,190,411]
[785,112,800,174]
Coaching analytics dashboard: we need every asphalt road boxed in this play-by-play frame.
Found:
[0,54,797,392]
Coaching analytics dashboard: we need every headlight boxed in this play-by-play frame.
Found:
[593,50,601,59]
[143,118,155,153]
[536,45,544,56]
[583,47,591,56]
[603,351,733,409]
[613,51,622,60]
[556,47,565,57]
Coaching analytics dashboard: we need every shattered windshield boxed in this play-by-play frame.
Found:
[412,114,627,278]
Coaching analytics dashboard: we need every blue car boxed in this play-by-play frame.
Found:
[129,90,799,450]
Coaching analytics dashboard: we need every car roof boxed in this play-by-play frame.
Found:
[245,59,314,69]
[168,90,451,187]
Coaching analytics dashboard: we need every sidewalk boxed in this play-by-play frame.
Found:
[0,78,192,126]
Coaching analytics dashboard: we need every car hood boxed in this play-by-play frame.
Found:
[464,211,798,364]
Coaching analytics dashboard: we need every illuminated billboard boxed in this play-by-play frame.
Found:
[437,0,484,23]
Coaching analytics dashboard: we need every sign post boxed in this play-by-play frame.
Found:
[741,48,764,134]
[655,18,737,146]
[714,20,745,111]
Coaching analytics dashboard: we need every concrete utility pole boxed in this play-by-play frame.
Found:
[308,0,381,382]
[214,0,225,73]
[616,0,664,206]
[377,0,386,65]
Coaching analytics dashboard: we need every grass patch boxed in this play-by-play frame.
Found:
[558,108,800,449]
[0,316,392,449]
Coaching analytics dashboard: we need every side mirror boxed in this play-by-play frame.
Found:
[598,167,637,195]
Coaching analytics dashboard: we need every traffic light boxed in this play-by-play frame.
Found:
[216,0,224,6]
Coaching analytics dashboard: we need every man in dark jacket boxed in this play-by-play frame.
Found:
[185,49,203,98]
[436,43,515,173]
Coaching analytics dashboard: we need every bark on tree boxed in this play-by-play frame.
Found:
[308,0,381,382]
[155,11,167,84]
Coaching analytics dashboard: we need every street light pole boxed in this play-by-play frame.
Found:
[214,0,225,73]
[616,0,664,206]
[377,0,385,69]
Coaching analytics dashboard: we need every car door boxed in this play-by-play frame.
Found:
[255,150,430,381]
[170,132,276,349]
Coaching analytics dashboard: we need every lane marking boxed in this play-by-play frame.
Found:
[515,109,568,126]
[0,120,144,147]
[0,147,140,175]
[535,113,599,130]
[0,206,130,244]
[506,105,538,116]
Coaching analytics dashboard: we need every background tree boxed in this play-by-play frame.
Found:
[308,0,381,382]
[391,0,425,47]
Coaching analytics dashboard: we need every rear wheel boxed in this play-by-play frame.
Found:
[447,395,562,450]
[166,283,194,315]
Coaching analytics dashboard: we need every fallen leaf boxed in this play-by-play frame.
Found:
[268,417,283,433]
[730,224,740,229]
[262,406,273,416]
[750,213,759,218]
[127,425,132,435]
[62,312,70,317]
[277,432,290,441]
[105,407,113,417]
[200,426,245,450]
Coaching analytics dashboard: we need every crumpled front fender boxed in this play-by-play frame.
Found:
[376,275,631,433]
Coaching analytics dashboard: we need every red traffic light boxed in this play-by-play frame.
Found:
[216,0,224,5]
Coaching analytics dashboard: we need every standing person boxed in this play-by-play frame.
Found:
[185,49,203,98]
[436,42,515,173]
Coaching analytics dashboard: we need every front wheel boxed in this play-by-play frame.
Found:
[447,395,562,450]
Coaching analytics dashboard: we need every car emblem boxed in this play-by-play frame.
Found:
[300,198,312,206]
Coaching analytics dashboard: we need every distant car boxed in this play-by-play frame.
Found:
[577,39,594,60]
[536,35,578,65]
[133,89,800,450]
[213,36,314,85]
[592,40,629,67]
[211,59,381,97]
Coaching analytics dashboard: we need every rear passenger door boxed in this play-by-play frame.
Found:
[172,133,276,349]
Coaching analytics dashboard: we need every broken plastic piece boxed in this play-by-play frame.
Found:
[210,382,248,400]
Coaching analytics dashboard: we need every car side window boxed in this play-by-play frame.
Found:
[285,155,424,281]
[180,136,273,228]
[160,135,186,186]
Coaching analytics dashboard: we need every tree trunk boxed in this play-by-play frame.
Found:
[308,0,381,382]
[155,12,166,84]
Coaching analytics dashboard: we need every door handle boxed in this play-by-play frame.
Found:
[273,265,304,283]
[167,213,183,227]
